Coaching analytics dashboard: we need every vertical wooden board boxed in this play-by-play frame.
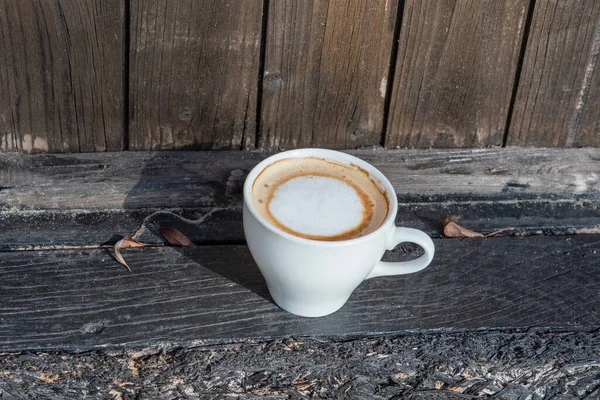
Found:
[129,0,262,150]
[386,0,529,148]
[259,0,397,150]
[0,0,124,153]
[508,0,600,147]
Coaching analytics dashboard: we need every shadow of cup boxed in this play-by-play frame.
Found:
[120,152,274,304]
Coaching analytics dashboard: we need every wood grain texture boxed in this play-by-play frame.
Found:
[386,0,529,148]
[1,235,599,350]
[2,148,600,249]
[129,0,262,150]
[4,198,600,251]
[3,148,599,210]
[508,0,600,147]
[0,332,598,398]
[0,0,124,153]
[259,0,397,149]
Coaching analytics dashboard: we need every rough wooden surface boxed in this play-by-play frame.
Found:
[385,0,529,148]
[1,235,599,351]
[3,148,599,209]
[0,330,598,398]
[2,148,599,397]
[0,0,124,153]
[129,0,262,150]
[2,148,600,249]
[4,199,600,251]
[259,0,397,149]
[508,0,600,147]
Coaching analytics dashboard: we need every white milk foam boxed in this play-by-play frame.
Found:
[268,176,364,237]
[252,157,389,241]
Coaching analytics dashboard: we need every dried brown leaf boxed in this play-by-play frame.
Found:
[442,214,461,227]
[154,223,197,247]
[122,235,147,248]
[114,235,154,272]
[442,215,514,238]
[443,221,484,238]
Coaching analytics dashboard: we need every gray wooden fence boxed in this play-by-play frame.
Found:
[1,0,599,153]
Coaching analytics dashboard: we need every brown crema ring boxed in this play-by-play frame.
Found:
[264,173,374,241]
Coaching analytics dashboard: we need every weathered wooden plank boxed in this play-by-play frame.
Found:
[3,199,600,251]
[1,149,600,249]
[1,235,599,350]
[129,0,262,150]
[259,0,397,149]
[3,149,600,210]
[0,0,124,153]
[385,0,529,148]
[508,0,600,147]
[0,151,262,210]
[0,331,598,398]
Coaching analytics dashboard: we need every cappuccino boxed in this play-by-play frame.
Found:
[252,157,389,241]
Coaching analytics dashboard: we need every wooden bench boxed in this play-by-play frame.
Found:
[1,148,599,398]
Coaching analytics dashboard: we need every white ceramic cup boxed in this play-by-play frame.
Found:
[243,149,435,317]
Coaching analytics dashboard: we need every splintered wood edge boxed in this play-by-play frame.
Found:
[0,330,598,398]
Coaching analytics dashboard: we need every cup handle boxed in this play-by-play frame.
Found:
[366,227,435,279]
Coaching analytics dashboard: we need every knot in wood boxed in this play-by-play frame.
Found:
[263,73,283,91]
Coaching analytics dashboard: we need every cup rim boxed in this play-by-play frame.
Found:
[243,148,398,247]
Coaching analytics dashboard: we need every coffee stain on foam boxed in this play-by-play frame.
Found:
[264,172,375,242]
[254,157,389,242]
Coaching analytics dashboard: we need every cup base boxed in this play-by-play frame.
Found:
[268,287,349,317]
